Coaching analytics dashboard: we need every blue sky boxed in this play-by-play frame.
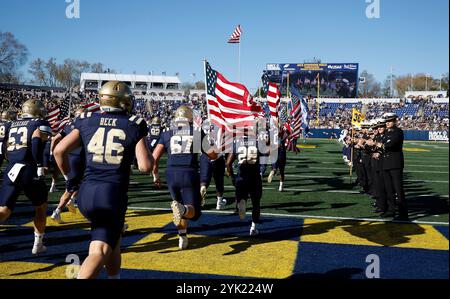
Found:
[1,0,448,91]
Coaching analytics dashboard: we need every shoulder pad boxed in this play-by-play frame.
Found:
[129,115,144,125]
[79,112,93,119]
[39,125,53,135]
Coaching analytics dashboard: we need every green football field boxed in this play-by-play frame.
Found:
[1,138,448,279]
[40,138,449,224]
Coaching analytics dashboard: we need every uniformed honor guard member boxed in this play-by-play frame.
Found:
[377,113,408,220]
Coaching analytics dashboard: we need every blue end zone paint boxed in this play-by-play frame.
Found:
[292,242,449,279]
[1,208,448,279]
[435,226,449,239]
[156,213,304,241]
[98,269,260,279]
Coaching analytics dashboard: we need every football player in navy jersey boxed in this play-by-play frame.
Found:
[147,116,162,152]
[0,100,52,255]
[267,125,289,192]
[54,81,154,279]
[148,116,163,185]
[0,111,16,172]
[152,106,218,250]
[50,108,86,223]
[199,120,227,210]
[226,133,263,236]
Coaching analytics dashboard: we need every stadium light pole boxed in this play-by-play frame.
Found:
[390,66,394,97]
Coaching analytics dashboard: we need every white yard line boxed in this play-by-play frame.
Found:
[126,206,449,226]
[303,167,449,174]
[285,174,449,183]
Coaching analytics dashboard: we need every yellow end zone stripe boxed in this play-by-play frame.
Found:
[300,219,449,250]
[121,232,298,279]
[0,261,68,279]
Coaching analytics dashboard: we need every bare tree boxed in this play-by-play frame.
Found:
[194,81,205,90]
[358,70,382,97]
[90,62,104,73]
[0,32,29,83]
[29,58,49,86]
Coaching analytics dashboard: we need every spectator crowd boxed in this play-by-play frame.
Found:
[1,86,448,133]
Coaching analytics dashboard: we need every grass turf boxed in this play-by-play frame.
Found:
[6,138,449,223]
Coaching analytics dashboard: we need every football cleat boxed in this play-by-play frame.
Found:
[179,235,188,250]
[51,210,62,224]
[200,186,207,207]
[216,198,227,210]
[122,223,129,233]
[67,200,77,214]
[171,201,186,227]
[250,227,259,236]
[237,200,246,220]
[267,170,275,183]
[32,244,47,255]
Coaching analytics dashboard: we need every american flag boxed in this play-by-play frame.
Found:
[279,103,289,124]
[47,98,71,133]
[193,109,202,131]
[228,25,242,44]
[83,101,101,113]
[262,73,280,120]
[289,85,309,139]
[205,61,263,133]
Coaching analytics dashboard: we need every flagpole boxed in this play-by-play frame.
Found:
[203,59,210,120]
[316,73,320,126]
[287,73,290,98]
[349,127,354,184]
[238,37,241,82]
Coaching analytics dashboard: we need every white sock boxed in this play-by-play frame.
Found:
[108,274,120,279]
[217,196,223,202]
[54,208,61,214]
[251,222,257,229]
[34,232,44,246]
[280,182,284,188]
[51,181,56,188]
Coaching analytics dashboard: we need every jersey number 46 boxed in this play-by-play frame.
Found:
[87,128,126,165]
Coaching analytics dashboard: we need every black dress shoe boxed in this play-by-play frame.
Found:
[380,212,395,219]
[394,215,410,221]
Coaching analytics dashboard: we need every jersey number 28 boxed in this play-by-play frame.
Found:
[87,128,126,164]
[237,146,258,164]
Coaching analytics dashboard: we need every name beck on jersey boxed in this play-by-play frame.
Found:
[99,118,118,127]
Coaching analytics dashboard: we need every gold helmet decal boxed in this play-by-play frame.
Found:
[174,105,193,123]
[1,110,17,121]
[22,99,47,119]
[151,116,161,125]
[99,81,133,113]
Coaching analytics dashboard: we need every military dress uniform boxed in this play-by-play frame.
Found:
[371,119,388,213]
[380,113,408,220]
